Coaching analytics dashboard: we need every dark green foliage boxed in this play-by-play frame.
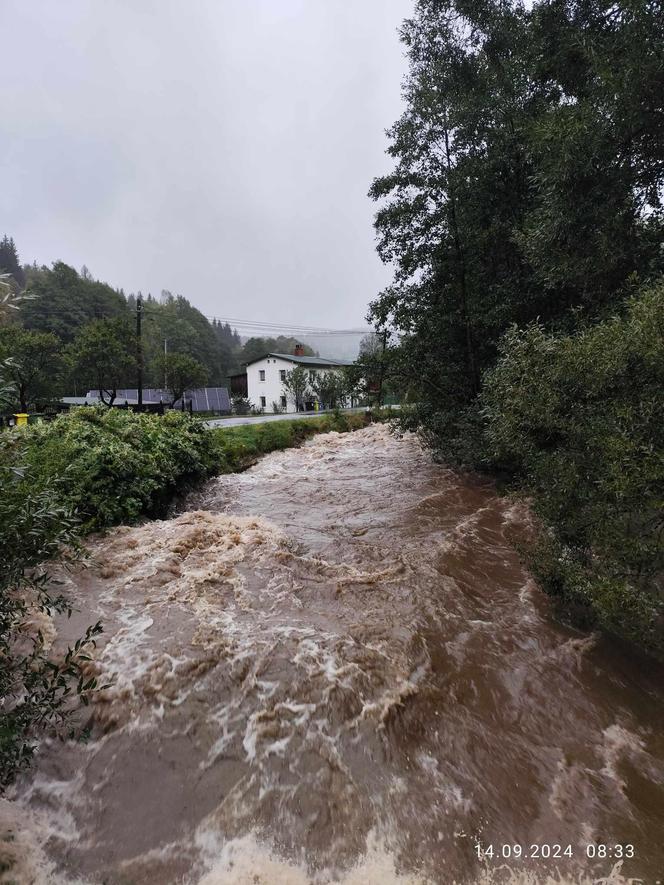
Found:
[281,365,311,410]
[231,395,253,415]
[310,371,348,410]
[347,332,406,406]
[212,319,243,381]
[159,352,208,405]
[524,534,661,654]
[0,476,105,789]
[482,283,664,654]
[22,262,127,342]
[0,328,63,411]
[68,317,137,405]
[141,291,228,387]
[2,408,218,530]
[0,236,25,290]
[370,0,664,449]
[522,0,664,305]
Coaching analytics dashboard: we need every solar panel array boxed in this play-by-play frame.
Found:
[176,388,232,413]
[85,388,231,413]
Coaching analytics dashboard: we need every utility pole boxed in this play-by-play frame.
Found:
[136,293,143,410]
[163,338,168,389]
[377,328,388,407]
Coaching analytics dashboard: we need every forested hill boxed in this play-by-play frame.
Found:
[0,238,314,397]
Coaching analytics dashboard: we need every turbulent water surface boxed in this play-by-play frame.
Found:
[5,424,664,884]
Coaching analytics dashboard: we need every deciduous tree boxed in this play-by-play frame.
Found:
[69,319,136,406]
[310,370,347,410]
[159,352,208,407]
[282,365,310,411]
[0,328,63,411]
[369,0,664,456]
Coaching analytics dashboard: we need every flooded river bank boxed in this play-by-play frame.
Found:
[5,424,664,883]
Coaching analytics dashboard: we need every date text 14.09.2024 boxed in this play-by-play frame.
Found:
[475,843,635,861]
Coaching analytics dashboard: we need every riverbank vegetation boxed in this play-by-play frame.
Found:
[0,481,105,789]
[483,285,663,654]
[0,408,218,531]
[372,0,663,656]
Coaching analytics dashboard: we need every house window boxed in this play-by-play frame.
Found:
[280,395,287,408]
[259,370,265,381]
[260,396,266,408]
[280,369,286,382]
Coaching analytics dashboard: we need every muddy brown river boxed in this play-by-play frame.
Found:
[4,424,664,884]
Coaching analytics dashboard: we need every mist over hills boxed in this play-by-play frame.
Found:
[238,333,363,361]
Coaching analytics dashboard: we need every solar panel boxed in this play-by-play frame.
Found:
[84,388,231,413]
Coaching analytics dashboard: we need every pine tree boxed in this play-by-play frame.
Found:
[0,236,26,289]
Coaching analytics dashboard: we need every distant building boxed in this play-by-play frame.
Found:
[63,388,231,413]
[244,344,352,413]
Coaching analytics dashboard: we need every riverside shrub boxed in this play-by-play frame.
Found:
[481,282,664,655]
[0,408,218,530]
[0,474,107,789]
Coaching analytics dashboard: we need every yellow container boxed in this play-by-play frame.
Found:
[14,413,29,426]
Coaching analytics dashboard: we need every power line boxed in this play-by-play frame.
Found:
[26,303,373,337]
[203,314,371,334]
[215,327,369,337]
[140,306,371,336]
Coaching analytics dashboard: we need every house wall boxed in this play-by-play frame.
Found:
[246,357,295,412]
[246,357,347,413]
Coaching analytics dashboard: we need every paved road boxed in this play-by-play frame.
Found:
[204,407,369,429]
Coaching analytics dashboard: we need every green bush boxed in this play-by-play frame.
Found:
[397,400,488,467]
[1,408,218,530]
[482,281,664,655]
[0,475,106,789]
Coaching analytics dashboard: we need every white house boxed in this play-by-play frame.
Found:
[245,345,352,413]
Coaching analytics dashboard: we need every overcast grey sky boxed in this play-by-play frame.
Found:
[2,0,412,328]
